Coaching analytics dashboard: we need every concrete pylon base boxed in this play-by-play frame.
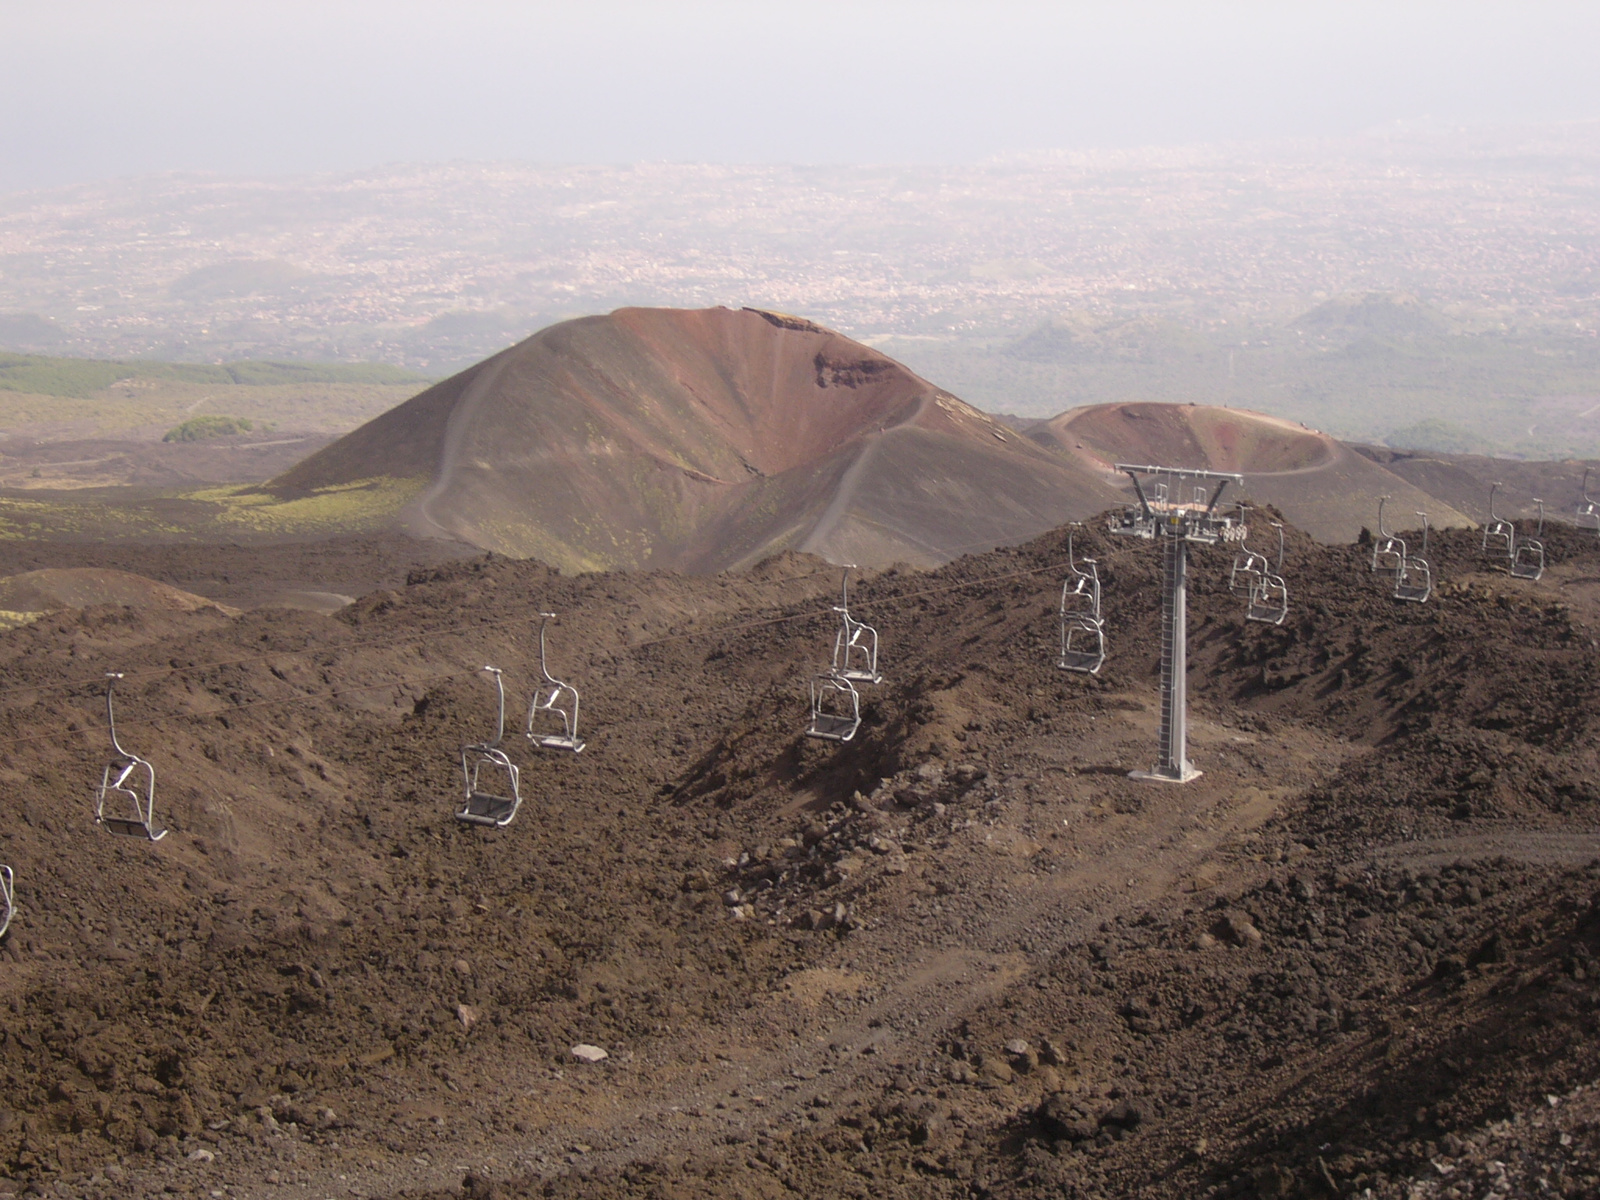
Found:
[1129,765,1202,784]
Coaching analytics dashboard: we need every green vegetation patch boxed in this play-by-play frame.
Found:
[0,353,429,400]
[163,415,265,442]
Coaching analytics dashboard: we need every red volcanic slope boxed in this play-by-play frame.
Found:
[274,307,1124,572]
[1030,402,1475,542]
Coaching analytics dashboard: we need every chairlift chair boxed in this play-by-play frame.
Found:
[1510,498,1546,582]
[1057,528,1106,674]
[830,566,882,686]
[1371,496,1407,578]
[1394,512,1433,603]
[1246,521,1290,625]
[94,673,166,841]
[526,613,585,752]
[456,667,523,827]
[1483,482,1516,562]
[0,865,13,940]
[1228,505,1270,599]
[1059,617,1106,675]
[805,671,861,742]
[1579,469,1600,534]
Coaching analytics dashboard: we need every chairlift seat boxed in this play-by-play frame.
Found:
[1391,510,1435,603]
[530,729,586,753]
[1483,521,1515,560]
[457,785,519,828]
[96,758,166,841]
[1058,618,1106,674]
[830,568,883,686]
[1579,470,1600,533]
[100,814,166,840]
[1510,540,1545,581]
[1246,575,1289,625]
[806,672,861,742]
[457,744,522,826]
[807,712,860,741]
[1483,483,1517,561]
[1509,496,1547,581]
[1394,559,1432,603]
[1371,538,1405,578]
[526,616,586,753]
[456,667,525,827]
[94,674,166,841]
[459,792,518,826]
[1229,551,1267,598]
[834,620,883,684]
[1057,537,1105,673]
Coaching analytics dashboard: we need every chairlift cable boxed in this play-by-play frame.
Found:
[0,563,853,707]
[0,667,482,753]
[0,529,1273,746]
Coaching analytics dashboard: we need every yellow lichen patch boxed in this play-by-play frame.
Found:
[185,476,426,534]
[0,495,189,541]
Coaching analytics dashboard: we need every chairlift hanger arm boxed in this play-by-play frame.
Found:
[1123,471,1154,522]
[104,672,131,759]
[1204,477,1233,515]
[481,666,507,748]
[536,613,561,685]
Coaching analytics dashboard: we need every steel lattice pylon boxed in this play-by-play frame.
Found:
[1107,463,1246,783]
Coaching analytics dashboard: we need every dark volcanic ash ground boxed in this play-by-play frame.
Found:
[0,520,1598,1199]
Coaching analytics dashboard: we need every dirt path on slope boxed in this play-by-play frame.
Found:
[147,707,1346,1200]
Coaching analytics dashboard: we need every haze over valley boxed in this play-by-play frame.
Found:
[4,122,1600,456]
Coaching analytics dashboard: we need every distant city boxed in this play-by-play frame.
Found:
[1,123,1598,451]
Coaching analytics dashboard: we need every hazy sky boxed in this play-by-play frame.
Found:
[4,1,1599,191]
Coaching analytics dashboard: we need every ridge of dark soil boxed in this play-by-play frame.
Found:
[0,518,1597,1198]
[0,534,475,608]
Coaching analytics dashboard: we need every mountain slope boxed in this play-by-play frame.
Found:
[274,309,1585,568]
[1030,401,1476,541]
[273,307,1124,572]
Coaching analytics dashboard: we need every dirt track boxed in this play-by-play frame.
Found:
[0,519,1599,1198]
